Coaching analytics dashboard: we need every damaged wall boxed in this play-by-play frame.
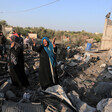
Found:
[101,18,112,50]
[0,25,6,35]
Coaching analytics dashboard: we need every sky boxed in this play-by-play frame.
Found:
[0,0,112,33]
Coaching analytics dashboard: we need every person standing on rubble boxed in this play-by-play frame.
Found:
[18,33,23,45]
[9,35,29,88]
[24,35,31,49]
[0,31,6,59]
[32,37,58,90]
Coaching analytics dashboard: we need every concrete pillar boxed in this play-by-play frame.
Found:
[101,18,112,50]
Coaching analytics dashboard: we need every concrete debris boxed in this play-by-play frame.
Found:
[2,101,44,112]
[84,52,91,63]
[60,64,65,70]
[97,98,112,112]
[74,55,83,61]
[0,93,4,98]
[1,43,112,111]
[45,85,76,111]
[108,49,112,58]
[45,85,73,106]
[57,61,63,66]
[68,90,96,112]
[6,90,16,100]
[94,82,112,95]
[100,63,106,68]
[108,66,112,74]
[68,61,77,66]
[0,81,11,93]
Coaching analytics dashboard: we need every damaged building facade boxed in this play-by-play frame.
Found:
[101,17,112,49]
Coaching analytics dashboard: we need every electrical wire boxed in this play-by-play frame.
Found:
[0,0,60,13]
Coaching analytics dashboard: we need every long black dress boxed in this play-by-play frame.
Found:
[33,45,58,90]
[9,43,29,87]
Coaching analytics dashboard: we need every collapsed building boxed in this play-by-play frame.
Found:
[0,14,112,112]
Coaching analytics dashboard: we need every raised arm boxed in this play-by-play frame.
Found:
[32,39,43,52]
[52,37,56,48]
[52,37,57,53]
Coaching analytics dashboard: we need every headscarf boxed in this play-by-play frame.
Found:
[41,37,56,67]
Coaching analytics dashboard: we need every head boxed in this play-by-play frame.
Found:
[12,30,16,34]
[26,35,29,39]
[43,39,48,46]
[18,33,21,37]
[10,35,19,43]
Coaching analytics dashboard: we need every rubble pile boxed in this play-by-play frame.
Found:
[0,44,112,112]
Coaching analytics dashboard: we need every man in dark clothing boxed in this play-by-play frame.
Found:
[12,30,19,37]
[9,35,29,88]
[0,32,6,58]
[18,33,23,45]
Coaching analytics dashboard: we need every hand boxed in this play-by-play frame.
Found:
[32,39,36,46]
[11,42,15,48]
[52,37,56,44]
[33,43,36,46]
[52,37,56,47]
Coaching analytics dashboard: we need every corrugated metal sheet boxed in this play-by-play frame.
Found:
[2,101,44,112]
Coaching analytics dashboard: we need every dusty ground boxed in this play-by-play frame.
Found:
[0,42,112,111]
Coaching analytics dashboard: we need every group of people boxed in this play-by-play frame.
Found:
[3,30,59,90]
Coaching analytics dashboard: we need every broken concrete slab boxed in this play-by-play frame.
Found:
[98,71,112,82]
[45,85,76,111]
[45,85,72,106]
[6,90,16,100]
[61,77,78,93]
[97,98,112,112]
[68,90,96,112]
[68,61,77,67]
[94,82,112,95]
